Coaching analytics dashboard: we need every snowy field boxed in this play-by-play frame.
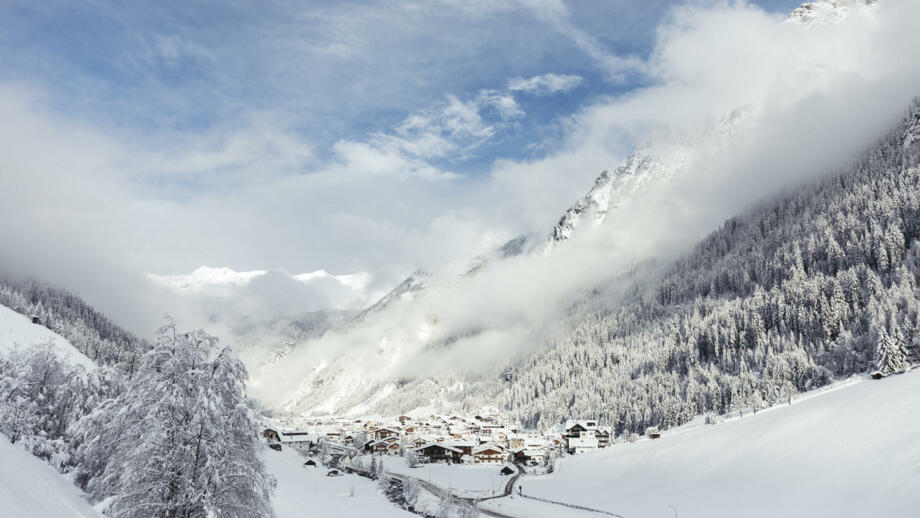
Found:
[0,304,94,368]
[0,433,101,518]
[478,495,602,518]
[380,455,510,497]
[263,446,415,518]
[519,370,920,518]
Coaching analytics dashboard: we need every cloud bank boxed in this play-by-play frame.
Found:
[246,0,920,412]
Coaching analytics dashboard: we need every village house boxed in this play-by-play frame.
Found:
[262,429,314,453]
[513,448,547,466]
[414,443,463,464]
[473,444,507,464]
[451,441,476,457]
[373,427,400,441]
[564,421,600,454]
[563,420,612,454]
[370,437,402,455]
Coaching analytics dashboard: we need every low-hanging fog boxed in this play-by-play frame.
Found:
[247,0,920,410]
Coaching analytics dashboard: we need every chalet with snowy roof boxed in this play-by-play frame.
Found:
[564,420,601,454]
[370,437,401,455]
[508,434,526,449]
[263,430,313,452]
[414,443,462,464]
[450,441,476,457]
[563,419,611,453]
[595,428,611,448]
[373,427,400,441]
[473,444,507,464]
[513,448,546,466]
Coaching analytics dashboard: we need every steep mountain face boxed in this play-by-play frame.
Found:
[497,101,920,431]
[352,271,428,322]
[255,0,896,419]
[544,0,878,251]
[546,109,746,249]
[357,99,920,427]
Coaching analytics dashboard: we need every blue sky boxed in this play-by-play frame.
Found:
[1,0,803,182]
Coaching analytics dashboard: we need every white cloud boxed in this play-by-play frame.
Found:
[247,0,920,411]
[138,115,313,184]
[508,72,584,95]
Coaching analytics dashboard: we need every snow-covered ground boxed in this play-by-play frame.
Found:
[263,446,415,518]
[0,303,94,368]
[381,455,510,498]
[519,370,920,518]
[0,433,101,518]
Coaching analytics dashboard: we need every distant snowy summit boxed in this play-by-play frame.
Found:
[544,108,748,251]
[147,266,268,295]
[788,0,877,24]
[147,265,371,297]
[542,0,878,253]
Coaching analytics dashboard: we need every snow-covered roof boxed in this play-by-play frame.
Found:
[413,443,462,454]
[473,443,505,454]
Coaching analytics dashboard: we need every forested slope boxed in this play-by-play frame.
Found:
[0,275,147,372]
[500,103,920,432]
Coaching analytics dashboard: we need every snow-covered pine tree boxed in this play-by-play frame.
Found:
[876,327,910,374]
[369,454,378,480]
[74,317,274,518]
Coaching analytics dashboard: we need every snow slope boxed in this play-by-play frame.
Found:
[263,447,415,518]
[0,303,94,369]
[0,434,102,518]
[519,371,920,518]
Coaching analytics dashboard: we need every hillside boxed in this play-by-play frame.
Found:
[0,434,102,518]
[0,275,146,371]
[495,103,920,431]
[250,0,900,419]
[0,303,95,369]
[508,370,920,518]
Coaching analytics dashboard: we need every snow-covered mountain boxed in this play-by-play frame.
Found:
[544,0,878,251]
[144,266,378,363]
[789,0,877,24]
[352,270,428,322]
[147,265,373,306]
[545,108,747,250]
[249,0,906,419]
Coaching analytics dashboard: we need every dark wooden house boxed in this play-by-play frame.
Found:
[414,443,462,464]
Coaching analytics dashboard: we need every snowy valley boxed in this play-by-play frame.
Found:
[3,0,920,517]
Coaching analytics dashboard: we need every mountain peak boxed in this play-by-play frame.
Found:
[788,0,877,24]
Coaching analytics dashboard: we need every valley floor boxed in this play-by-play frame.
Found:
[263,446,416,518]
[518,370,920,518]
